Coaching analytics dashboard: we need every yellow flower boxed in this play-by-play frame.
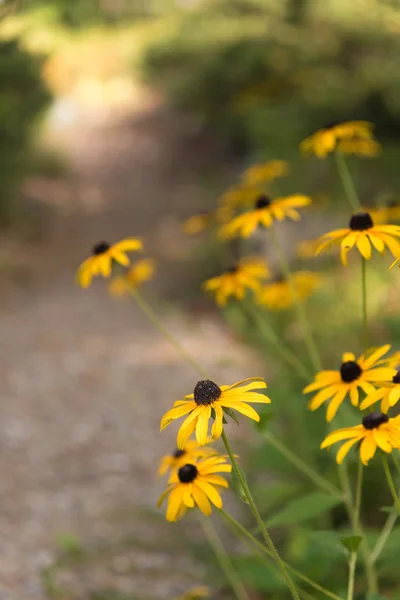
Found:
[176,586,211,600]
[157,455,232,521]
[316,212,400,266]
[360,371,400,413]
[300,121,374,159]
[297,239,320,259]
[76,238,142,288]
[182,213,213,235]
[304,345,395,422]
[220,185,261,209]
[158,439,217,476]
[320,413,400,465]
[219,194,311,239]
[257,271,321,311]
[108,258,155,296]
[203,256,271,306]
[337,137,381,157]
[160,378,270,448]
[242,160,289,186]
[368,202,400,225]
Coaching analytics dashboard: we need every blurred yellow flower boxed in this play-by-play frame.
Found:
[337,137,381,157]
[316,212,400,266]
[360,371,400,413]
[296,239,320,259]
[368,202,400,225]
[257,271,321,310]
[220,194,311,239]
[176,586,211,600]
[304,345,395,422]
[242,160,289,185]
[158,439,217,477]
[203,256,271,306]
[77,238,142,288]
[182,213,213,235]
[320,413,400,465]
[108,259,155,296]
[300,121,374,159]
[160,378,270,448]
[220,184,261,209]
[158,455,232,521]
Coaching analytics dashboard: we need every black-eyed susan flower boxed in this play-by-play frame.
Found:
[300,121,374,159]
[320,412,400,465]
[316,212,400,266]
[304,346,396,422]
[203,256,271,307]
[77,238,142,288]
[360,371,400,413]
[219,193,311,239]
[108,258,155,297]
[368,202,400,225]
[220,184,261,209]
[337,137,381,157]
[257,271,321,311]
[157,455,232,521]
[242,160,289,186]
[158,439,217,476]
[160,378,270,448]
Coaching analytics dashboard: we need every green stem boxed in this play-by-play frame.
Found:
[346,552,357,600]
[338,463,378,593]
[354,461,363,533]
[370,510,397,564]
[264,431,343,499]
[244,302,312,381]
[381,455,400,513]
[128,288,208,378]
[268,226,323,372]
[361,258,368,349]
[198,514,250,600]
[334,151,361,212]
[219,509,344,600]
[221,431,300,600]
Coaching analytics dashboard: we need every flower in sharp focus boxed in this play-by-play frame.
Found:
[219,193,311,239]
[337,137,381,157]
[316,212,400,266]
[360,371,400,413]
[203,256,271,306]
[158,439,218,476]
[257,271,322,310]
[77,238,142,288]
[300,121,374,159]
[157,455,232,521]
[242,160,289,186]
[320,413,400,465]
[108,258,155,297]
[304,345,396,422]
[160,378,270,448]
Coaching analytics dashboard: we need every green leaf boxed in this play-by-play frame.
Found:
[231,463,250,504]
[265,492,341,528]
[222,406,239,425]
[340,536,362,553]
[308,530,347,560]
[254,407,275,431]
[380,505,398,514]
[253,481,299,510]
[232,556,284,592]
[366,594,391,600]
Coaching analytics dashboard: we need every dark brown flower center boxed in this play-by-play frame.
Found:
[349,212,373,231]
[173,448,186,459]
[227,265,238,274]
[393,371,400,384]
[255,195,272,210]
[178,464,198,483]
[193,380,221,406]
[340,361,362,383]
[362,412,389,430]
[93,241,110,255]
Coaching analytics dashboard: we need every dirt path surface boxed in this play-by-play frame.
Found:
[0,101,263,599]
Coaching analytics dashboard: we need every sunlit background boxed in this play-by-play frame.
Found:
[2,1,400,598]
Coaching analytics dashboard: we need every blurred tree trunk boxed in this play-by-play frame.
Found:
[286,0,308,24]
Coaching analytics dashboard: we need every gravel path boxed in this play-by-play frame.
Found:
[0,104,264,599]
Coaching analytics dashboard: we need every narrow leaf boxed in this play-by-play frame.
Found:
[340,536,362,553]
[265,492,341,528]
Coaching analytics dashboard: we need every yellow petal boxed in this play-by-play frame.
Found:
[195,405,212,446]
[192,484,212,516]
[336,437,362,464]
[196,479,223,508]
[360,434,377,465]
[361,345,391,370]
[326,387,349,422]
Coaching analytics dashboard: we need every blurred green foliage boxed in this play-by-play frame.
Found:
[0,38,50,223]
[140,0,400,154]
